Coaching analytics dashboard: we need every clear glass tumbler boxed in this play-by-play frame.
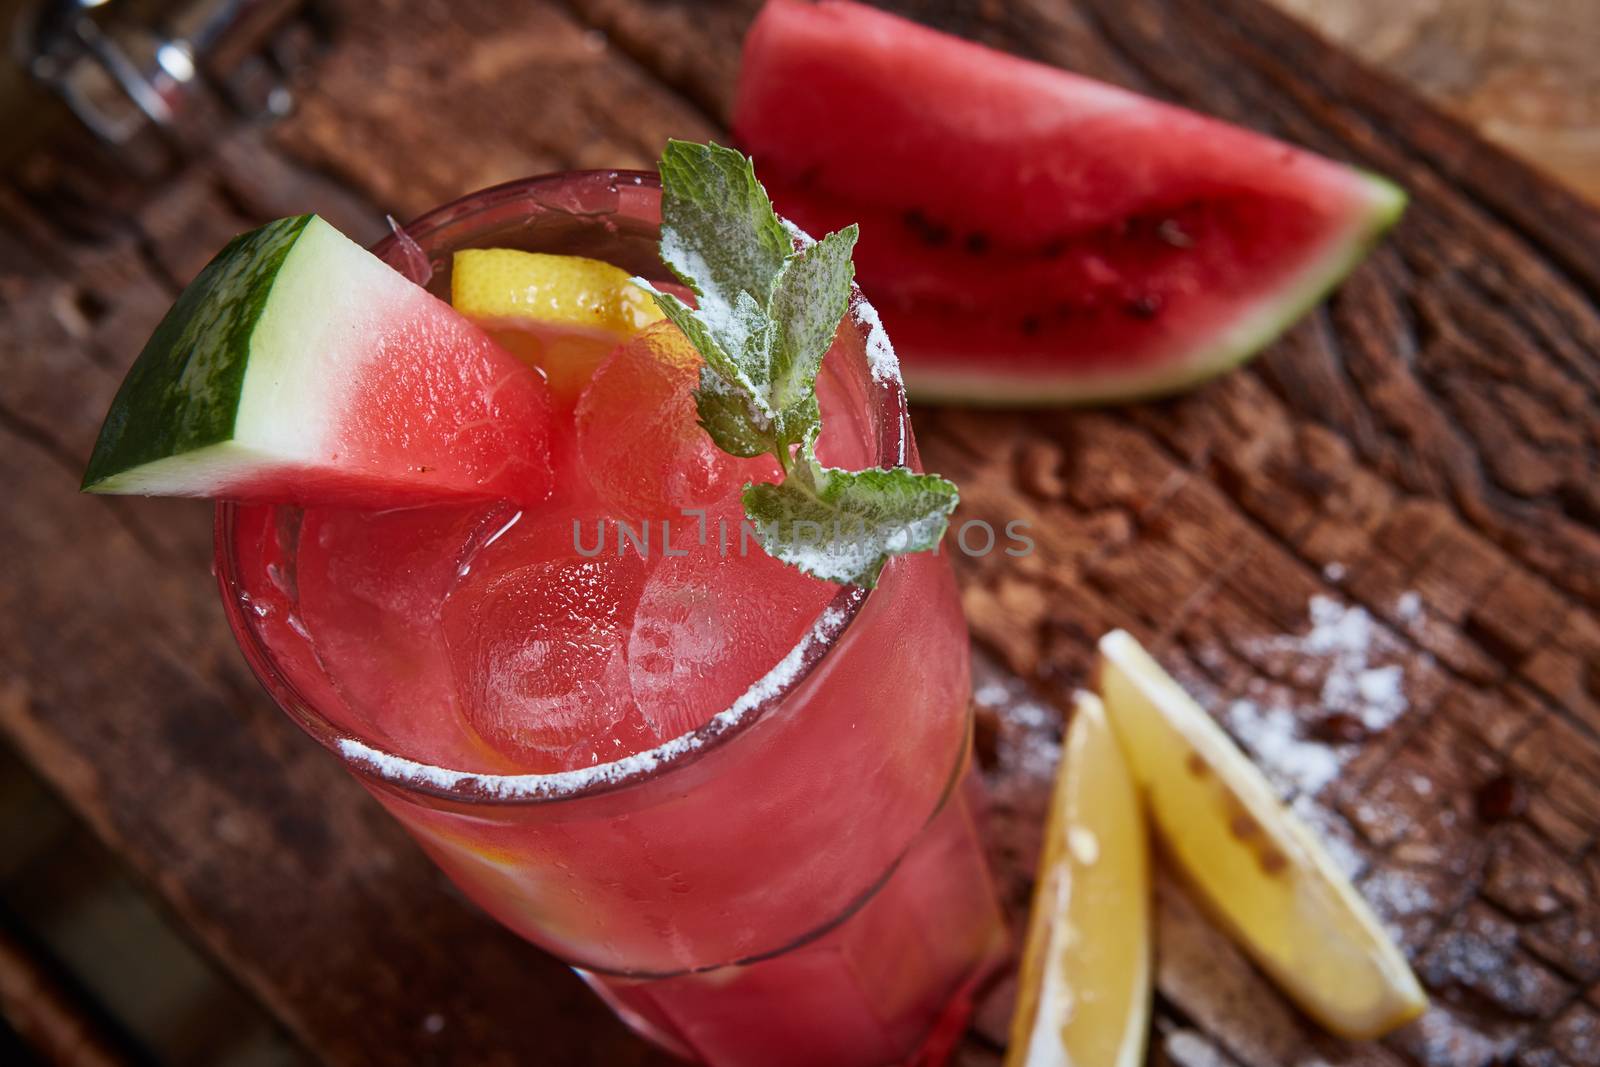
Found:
[215,171,1008,1067]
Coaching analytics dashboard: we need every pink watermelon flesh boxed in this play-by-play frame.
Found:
[83,215,555,507]
[733,0,1406,403]
[312,301,554,506]
[220,299,556,507]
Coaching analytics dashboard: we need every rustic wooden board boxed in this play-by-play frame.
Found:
[1,2,1597,1066]
[1277,0,1600,205]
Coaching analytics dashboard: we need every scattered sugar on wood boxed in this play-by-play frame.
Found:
[1290,795,1366,880]
[968,656,1063,945]
[1395,1005,1518,1067]
[1419,906,1569,1019]
[1224,594,1419,799]
[1548,1007,1598,1064]
[1299,595,1410,730]
[1396,590,1423,622]
[973,672,1062,784]
[1358,866,1437,944]
[1225,699,1342,795]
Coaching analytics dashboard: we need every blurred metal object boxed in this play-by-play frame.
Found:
[6,0,319,168]
[25,0,176,145]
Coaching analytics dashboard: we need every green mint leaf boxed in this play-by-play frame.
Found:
[695,370,772,458]
[651,139,961,587]
[652,146,857,465]
[658,140,791,320]
[774,392,819,460]
[743,443,960,589]
[768,224,858,417]
[647,287,739,386]
[726,289,778,413]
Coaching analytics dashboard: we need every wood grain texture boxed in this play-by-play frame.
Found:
[2,1,1597,1066]
[0,922,135,1067]
[1273,0,1600,205]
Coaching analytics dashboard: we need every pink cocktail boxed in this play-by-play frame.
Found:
[215,172,1006,1066]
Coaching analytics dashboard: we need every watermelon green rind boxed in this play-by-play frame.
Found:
[82,215,314,491]
[82,214,554,505]
[903,174,1407,406]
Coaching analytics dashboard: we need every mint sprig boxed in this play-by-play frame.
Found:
[745,432,959,586]
[640,140,959,588]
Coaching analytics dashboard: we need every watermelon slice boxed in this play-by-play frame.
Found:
[82,215,553,506]
[733,0,1406,404]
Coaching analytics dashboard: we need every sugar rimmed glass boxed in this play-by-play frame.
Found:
[214,171,1007,1066]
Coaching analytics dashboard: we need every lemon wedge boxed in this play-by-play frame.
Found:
[1096,630,1427,1040]
[451,249,664,401]
[1007,691,1150,1067]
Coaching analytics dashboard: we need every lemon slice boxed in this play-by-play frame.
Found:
[1007,691,1150,1067]
[452,249,662,334]
[1096,630,1427,1040]
[451,249,664,401]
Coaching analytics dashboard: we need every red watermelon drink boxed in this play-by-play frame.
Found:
[175,164,1006,1066]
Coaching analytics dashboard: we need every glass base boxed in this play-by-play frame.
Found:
[577,783,1008,1067]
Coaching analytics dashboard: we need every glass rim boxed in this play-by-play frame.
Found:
[213,168,916,808]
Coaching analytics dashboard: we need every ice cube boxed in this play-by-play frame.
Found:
[628,513,838,739]
[563,704,668,769]
[297,502,522,771]
[575,322,779,518]
[443,515,656,770]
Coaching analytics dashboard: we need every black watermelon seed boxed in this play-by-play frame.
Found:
[964,231,990,255]
[1041,236,1068,259]
[1020,314,1041,336]
[1157,219,1194,248]
[903,209,950,247]
[1124,294,1163,320]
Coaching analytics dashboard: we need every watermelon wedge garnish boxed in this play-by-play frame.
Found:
[733,0,1407,404]
[82,215,553,506]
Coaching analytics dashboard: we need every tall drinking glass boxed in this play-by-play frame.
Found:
[215,171,1007,1066]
